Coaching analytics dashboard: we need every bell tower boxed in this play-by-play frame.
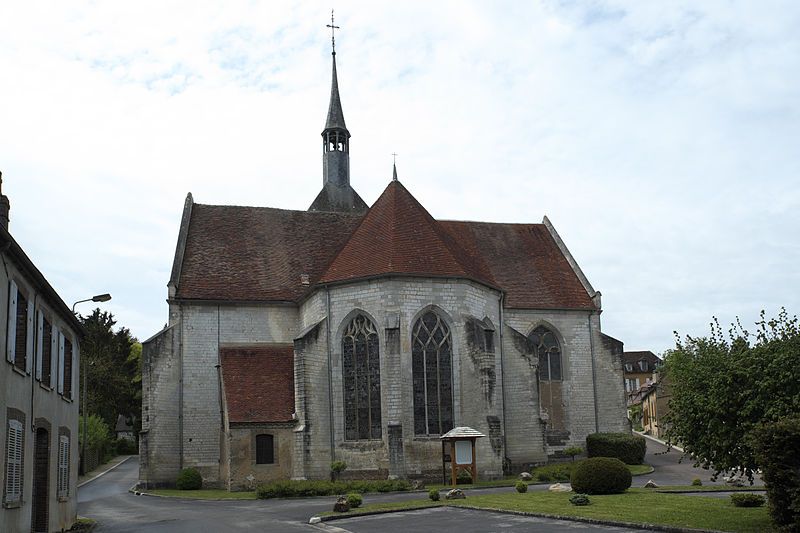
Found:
[309,11,368,213]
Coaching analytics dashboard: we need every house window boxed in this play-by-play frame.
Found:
[57,431,70,499]
[255,434,274,464]
[624,363,633,373]
[63,338,73,399]
[6,280,33,373]
[4,414,25,505]
[36,313,53,386]
[412,311,453,436]
[530,326,565,430]
[342,314,381,440]
[638,360,648,372]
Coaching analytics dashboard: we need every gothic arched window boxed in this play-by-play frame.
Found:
[412,311,454,435]
[342,314,381,440]
[530,326,565,430]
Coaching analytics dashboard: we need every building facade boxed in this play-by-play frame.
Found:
[1,175,83,532]
[140,44,629,490]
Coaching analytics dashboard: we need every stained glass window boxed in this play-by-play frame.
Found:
[343,315,381,440]
[412,311,454,435]
[530,326,564,430]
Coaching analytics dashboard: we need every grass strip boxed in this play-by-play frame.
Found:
[146,489,257,500]
[453,489,774,533]
[319,500,444,518]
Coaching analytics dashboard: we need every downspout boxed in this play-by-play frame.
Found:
[179,304,184,470]
[216,306,224,476]
[31,292,38,432]
[497,292,509,470]
[588,313,599,433]
[326,288,335,464]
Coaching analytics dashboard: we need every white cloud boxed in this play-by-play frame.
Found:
[0,0,798,350]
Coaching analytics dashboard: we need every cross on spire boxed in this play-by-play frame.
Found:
[326,9,340,54]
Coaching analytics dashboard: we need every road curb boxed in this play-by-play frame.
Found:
[78,456,134,488]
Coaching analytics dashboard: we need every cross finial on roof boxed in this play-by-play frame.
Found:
[326,9,340,54]
[392,153,398,181]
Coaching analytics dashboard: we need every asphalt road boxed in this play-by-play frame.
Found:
[77,439,743,532]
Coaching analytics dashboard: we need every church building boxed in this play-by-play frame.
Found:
[140,36,628,490]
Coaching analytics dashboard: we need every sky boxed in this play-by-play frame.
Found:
[0,1,798,354]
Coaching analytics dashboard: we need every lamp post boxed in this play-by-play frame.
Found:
[72,293,112,475]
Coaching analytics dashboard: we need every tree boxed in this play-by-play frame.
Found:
[80,309,140,434]
[664,309,800,482]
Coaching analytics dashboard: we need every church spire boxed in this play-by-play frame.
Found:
[309,11,367,214]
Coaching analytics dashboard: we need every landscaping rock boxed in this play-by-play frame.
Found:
[445,488,466,500]
[644,479,659,488]
[548,483,572,492]
[333,496,350,513]
[724,475,745,487]
[519,472,533,481]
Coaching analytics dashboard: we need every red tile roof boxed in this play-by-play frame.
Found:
[220,345,295,424]
[319,181,496,286]
[174,181,596,310]
[440,220,596,309]
[176,205,362,301]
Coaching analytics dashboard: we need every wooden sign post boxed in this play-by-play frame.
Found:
[440,427,486,487]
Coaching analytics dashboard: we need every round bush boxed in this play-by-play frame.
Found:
[730,493,765,508]
[691,477,703,486]
[346,493,363,508]
[429,488,440,501]
[570,457,631,495]
[586,433,646,465]
[570,493,591,506]
[456,469,472,485]
[515,481,528,493]
[175,468,202,490]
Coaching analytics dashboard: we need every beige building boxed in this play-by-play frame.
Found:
[1,174,83,533]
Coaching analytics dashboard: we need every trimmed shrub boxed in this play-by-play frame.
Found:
[515,481,528,493]
[691,477,703,487]
[535,471,552,482]
[570,457,631,495]
[752,417,800,529]
[175,468,202,490]
[730,493,766,508]
[429,488,440,501]
[456,469,473,485]
[586,432,646,465]
[330,461,347,481]
[570,493,591,506]
[256,479,411,499]
[346,493,363,508]
[563,446,583,461]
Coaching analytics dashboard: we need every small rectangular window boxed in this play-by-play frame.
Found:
[58,434,70,498]
[14,290,29,371]
[4,418,24,504]
[255,434,274,464]
[39,315,53,386]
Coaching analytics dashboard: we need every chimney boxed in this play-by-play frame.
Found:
[0,171,9,231]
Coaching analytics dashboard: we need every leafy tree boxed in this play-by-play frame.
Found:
[78,414,112,451]
[664,309,800,482]
[79,309,140,434]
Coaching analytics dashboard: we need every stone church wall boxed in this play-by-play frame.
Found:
[141,302,299,488]
[300,278,506,481]
[226,424,294,490]
[502,309,599,469]
[594,321,628,433]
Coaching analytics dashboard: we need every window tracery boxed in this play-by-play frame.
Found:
[412,311,454,435]
[342,314,381,440]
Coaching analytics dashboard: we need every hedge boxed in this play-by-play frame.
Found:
[586,432,646,465]
[752,418,800,530]
[570,457,631,495]
[176,468,202,490]
[256,478,411,498]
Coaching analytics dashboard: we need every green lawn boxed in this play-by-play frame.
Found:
[327,490,774,533]
[320,500,444,517]
[146,489,257,500]
[457,490,773,533]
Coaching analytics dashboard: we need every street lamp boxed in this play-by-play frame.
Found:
[72,293,112,475]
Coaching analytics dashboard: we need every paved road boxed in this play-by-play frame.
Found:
[77,440,740,532]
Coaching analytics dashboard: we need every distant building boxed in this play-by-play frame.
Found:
[1,173,84,533]
[115,415,135,442]
[623,350,662,396]
[641,371,672,438]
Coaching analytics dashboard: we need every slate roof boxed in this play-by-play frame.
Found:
[623,350,662,372]
[220,345,295,424]
[324,53,348,132]
[174,180,597,310]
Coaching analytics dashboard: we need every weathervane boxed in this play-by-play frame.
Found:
[326,9,340,54]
